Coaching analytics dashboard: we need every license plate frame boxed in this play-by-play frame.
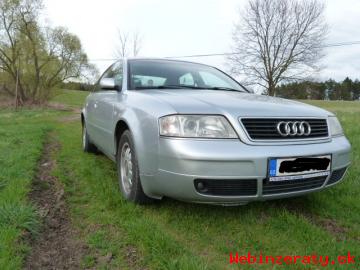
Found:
[267,154,332,182]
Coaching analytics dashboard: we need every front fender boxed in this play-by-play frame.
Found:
[114,107,160,176]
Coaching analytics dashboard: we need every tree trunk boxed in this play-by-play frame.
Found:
[267,81,276,96]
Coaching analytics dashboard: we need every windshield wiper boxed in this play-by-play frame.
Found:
[134,85,208,90]
[205,86,243,92]
[134,85,243,92]
[170,85,244,92]
[134,85,185,90]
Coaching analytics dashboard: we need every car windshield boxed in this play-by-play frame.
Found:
[128,59,247,92]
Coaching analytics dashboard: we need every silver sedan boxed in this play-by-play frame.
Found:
[81,58,351,205]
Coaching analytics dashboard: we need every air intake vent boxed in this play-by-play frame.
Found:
[194,179,257,196]
[241,118,328,140]
[263,176,327,195]
[327,167,347,186]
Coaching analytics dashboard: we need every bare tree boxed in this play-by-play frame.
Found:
[228,0,327,96]
[115,30,129,58]
[132,31,142,57]
[114,29,142,58]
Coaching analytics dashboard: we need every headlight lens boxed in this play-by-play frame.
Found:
[159,115,237,138]
[328,116,343,137]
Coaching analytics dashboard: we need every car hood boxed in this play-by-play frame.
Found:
[139,90,332,117]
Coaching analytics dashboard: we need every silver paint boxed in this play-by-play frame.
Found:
[82,58,351,204]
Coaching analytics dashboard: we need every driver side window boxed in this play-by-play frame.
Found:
[112,62,123,90]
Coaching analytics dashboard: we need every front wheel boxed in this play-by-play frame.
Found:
[117,130,153,204]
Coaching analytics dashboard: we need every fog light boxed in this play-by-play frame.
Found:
[197,182,204,189]
[196,181,208,193]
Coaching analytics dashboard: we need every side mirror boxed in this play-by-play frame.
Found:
[99,78,117,90]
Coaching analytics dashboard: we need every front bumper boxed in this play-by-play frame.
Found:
[141,136,351,204]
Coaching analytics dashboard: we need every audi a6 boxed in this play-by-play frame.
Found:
[81,58,351,205]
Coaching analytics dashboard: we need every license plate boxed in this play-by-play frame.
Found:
[268,155,331,182]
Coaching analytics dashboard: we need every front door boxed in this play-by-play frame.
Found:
[87,61,124,155]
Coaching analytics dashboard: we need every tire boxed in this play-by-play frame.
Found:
[82,123,97,153]
[117,130,153,204]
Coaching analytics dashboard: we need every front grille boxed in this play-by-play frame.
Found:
[194,179,257,196]
[327,167,347,185]
[241,118,328,140]
[262,176,327,195]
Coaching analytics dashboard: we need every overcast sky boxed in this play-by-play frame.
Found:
[43,0,360,81]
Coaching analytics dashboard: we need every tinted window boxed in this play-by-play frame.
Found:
[128,60,245,91]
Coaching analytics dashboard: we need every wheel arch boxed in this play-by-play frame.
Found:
[114,119,130,155]
[81,113,85,127]
[113,112,159,174]
[114,117,161,200]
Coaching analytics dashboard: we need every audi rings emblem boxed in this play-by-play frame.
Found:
[276,121,311,137]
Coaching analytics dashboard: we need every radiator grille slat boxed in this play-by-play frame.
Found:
[241,118,328,140]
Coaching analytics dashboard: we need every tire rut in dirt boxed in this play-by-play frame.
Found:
[25,134,87,270]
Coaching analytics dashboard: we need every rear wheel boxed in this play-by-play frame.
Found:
[82,124,97,153]
[117,130,153,204]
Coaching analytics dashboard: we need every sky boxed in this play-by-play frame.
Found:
[43,0,360,82]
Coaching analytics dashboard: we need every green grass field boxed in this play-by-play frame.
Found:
[0,109,62,269]
[0,90,359,269]
[51,89,89,108]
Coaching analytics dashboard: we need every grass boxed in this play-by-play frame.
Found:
[0,90,359,269]
[302,99,360,114]
[0,109,62,269]
[51,89,89,108]
[53,94,360,269]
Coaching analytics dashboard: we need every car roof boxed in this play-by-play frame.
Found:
[124,57,216,68]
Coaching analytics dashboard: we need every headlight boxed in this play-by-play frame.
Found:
[328,116,343,137]
[159,115,237,138]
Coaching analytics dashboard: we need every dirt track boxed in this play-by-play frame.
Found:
[25,135,86,270]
